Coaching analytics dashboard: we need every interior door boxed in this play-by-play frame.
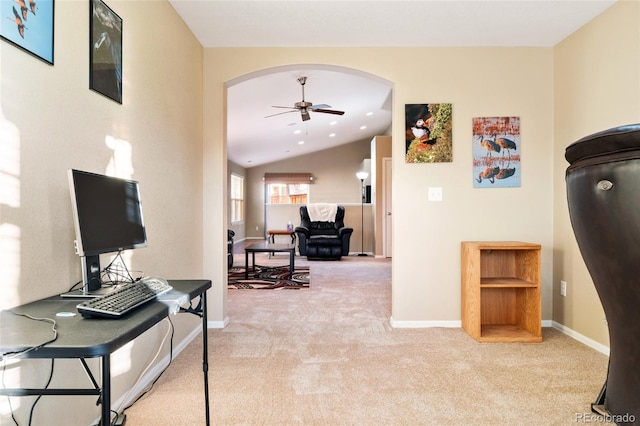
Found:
[383,157,392,257]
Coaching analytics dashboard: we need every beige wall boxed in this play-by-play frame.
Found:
[203,47,556,326]
[3,0,638,422]
[1,1,203,424]
[230,137,381,254]
[552,1,640,348]
[244,138,371,236]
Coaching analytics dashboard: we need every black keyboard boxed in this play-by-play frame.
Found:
[76,277,173,319]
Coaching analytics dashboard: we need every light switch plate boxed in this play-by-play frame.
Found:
[428,187,443,201]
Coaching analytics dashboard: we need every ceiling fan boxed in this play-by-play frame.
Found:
[265,76,345,122]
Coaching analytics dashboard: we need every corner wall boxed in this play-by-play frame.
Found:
[552,0,640,347]
[1,1,203,423]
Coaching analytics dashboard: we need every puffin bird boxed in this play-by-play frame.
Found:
[411,119,430,139]
[7,6,27,38]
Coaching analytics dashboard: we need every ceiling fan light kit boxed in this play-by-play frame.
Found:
[265,76,345,122]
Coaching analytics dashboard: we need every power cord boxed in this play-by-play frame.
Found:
[27,359,54,426]
[119,317,175,418]
[66,251,143,293]
[0,312,58,360]
[180,296,203,317]
[1,312,58,425]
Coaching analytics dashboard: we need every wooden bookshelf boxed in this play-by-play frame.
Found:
[461,241,542,343]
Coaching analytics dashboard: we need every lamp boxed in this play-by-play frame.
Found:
[356,171,369,256]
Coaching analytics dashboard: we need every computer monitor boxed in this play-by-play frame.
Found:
[66,169,148,295]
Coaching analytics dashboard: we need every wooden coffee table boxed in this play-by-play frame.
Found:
[266,229,296,244]
[244,243,296,280]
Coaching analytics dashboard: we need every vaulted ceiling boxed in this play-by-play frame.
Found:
[168,0,616,167]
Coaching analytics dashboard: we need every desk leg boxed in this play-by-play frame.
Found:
[289,250,294,279]
[101,355,110,426]
[245,251,249,280]
[201,291,210,426]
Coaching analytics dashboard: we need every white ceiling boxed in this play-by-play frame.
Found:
[168,0,617,167]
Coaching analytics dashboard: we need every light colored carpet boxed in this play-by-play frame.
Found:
[124,254,608,425]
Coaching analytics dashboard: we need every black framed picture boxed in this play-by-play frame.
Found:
[90,0,122,104]
[0,0,54,65]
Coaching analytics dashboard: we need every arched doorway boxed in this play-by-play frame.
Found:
[223,64,393,314]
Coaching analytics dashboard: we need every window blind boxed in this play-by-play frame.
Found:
[263,173,313,184]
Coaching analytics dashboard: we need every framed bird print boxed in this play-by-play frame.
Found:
[0,0,54,65]
[472,116,521,188]
[90,0,122,103]
[405,103,453,163]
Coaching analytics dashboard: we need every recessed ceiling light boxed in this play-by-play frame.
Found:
[366,112,373,116]
[360,125,367,130]
[329,133,336,138]
[330,121,337,126]
[298,141,305,145]
[293,129,301,134]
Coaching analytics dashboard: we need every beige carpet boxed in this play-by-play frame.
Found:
[124,254,609,425]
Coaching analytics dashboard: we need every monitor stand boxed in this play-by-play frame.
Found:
[60,286,119,298]
[61,255,116,298]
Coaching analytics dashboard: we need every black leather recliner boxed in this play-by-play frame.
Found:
[565,124,640,423]
[295,205,353,260]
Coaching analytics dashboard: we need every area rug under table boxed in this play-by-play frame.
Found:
[228,264,310,290]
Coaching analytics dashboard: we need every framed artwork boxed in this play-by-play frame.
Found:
[405,103,453,163]
[90,0,122,103]
[0,0,54,65]
[472,116,521,188]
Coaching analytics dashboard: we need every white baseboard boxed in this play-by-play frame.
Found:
[389,318,461,328]
[551,321,610,355]
[389,318,610,355]
[107,323,204,419]
[208,316,229,329]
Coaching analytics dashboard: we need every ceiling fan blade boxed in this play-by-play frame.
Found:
[265,110,297,118]
[312,108,345,116]
[309,104,331,110]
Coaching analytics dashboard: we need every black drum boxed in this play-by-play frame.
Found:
[565,124,640,424]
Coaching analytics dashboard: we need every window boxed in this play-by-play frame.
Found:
[267,183,309,204]
[264,173,312,204]
[230,174,244,223]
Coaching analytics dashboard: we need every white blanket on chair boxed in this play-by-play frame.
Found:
[307,203,338,222]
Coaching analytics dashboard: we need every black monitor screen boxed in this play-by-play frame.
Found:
[68,169,148,256]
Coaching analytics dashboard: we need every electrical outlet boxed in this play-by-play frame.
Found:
[255,226,259,231]
[560,280,567,297]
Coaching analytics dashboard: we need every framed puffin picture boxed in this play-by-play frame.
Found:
[405,103,453,163]
[472,116,521,188]
[90,0,122,103]
[0,0,54,65]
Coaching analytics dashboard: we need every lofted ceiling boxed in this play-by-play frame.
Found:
[168,0,617,167]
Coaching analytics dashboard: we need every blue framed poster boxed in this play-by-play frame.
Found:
[0,0,54,65]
